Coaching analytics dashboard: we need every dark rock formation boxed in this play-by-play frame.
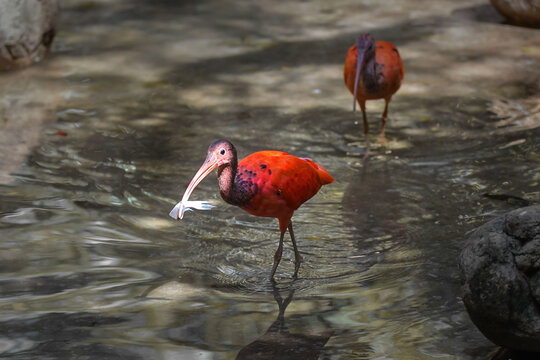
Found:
[460,205,540,353]
[0,0,59,70]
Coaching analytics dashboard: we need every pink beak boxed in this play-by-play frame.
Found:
[170,152,218,219]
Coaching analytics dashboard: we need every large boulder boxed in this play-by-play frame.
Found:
[0,0,59,70]
[460,205,540,353]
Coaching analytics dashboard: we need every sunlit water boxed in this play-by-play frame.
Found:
[1,1,539,359]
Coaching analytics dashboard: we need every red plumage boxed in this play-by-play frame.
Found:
[344,34,404,136]
[170,140,334,280]
[237,151,333,232]
[344,41,403,101]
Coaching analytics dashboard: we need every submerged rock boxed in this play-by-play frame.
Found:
[460,205,540,353]
[0,0,59,70]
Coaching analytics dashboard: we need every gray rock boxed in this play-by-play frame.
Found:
[0,0,59,70]
[460,205,540,353]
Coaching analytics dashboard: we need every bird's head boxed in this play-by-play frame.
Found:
[356,33,375,56]
[207,139,237,172]
[176,140,237,213]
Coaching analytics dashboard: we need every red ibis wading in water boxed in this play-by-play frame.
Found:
[170,139,334,280]
[344,33,404,138]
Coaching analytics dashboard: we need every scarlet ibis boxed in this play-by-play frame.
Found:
[170,139,334,280]
[344,33,404,137]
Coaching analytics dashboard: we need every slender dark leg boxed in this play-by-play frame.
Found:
[360,101,368,135]
[270,231,285,280]
[288,222,303,279]
[360,101,370,156]
[381,99,389,137]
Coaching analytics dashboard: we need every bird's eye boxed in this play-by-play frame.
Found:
[220,149,226,155]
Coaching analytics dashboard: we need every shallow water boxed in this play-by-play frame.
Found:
[1,0,539,359]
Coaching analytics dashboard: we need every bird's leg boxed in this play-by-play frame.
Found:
[360,101,368,136]
[288,222,303,279]
[359,101,370,157]
[270,231,285,280]
[380,99,389,141]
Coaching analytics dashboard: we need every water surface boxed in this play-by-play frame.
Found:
[1,0,539,359]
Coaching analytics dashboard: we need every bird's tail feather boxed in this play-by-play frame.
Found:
[301,158,334,185]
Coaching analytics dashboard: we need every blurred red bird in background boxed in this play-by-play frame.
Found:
[344,33,404,139]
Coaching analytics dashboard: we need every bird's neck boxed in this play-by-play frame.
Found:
[362,56,379,92]
[218,161,257,207]
[217,162,242,206]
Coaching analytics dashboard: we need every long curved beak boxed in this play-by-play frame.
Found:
[352,47,365,113]
[170,152,218,219]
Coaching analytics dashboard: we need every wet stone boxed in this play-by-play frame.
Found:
[490,0,540,27]
[459,205,540,353]
[0,0,59,70]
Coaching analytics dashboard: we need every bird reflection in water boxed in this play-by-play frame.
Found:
[236,284,333,360]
